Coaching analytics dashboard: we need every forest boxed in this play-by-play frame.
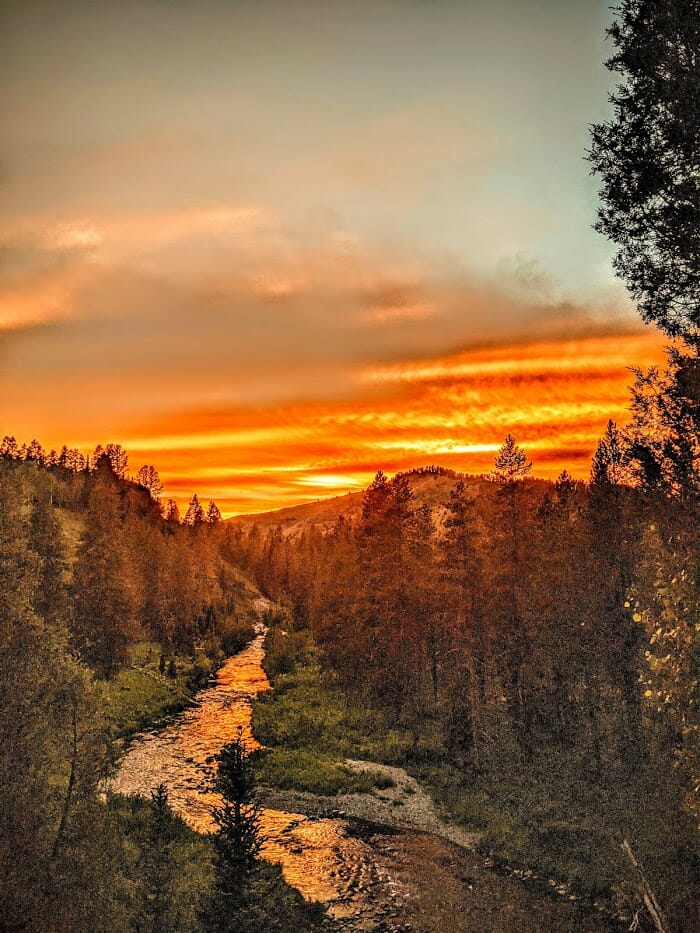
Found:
[229,350,699,930]
[0,442,326,930]
[2,0,698,929]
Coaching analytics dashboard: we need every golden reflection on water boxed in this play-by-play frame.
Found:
[111,631,370,910]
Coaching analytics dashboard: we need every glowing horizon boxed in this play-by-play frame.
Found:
[0,1,663,516]
[4,330,666,516]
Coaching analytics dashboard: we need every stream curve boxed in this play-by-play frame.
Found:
[110,627,377,922]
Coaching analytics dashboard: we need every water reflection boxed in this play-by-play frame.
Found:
[111,631,371,912]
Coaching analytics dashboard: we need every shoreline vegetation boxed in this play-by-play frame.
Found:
[251,612,633,928]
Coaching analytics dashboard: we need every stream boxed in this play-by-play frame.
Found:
[110,628,378,925]
[111,627,608,931]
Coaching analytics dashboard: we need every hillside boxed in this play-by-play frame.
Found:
[229,467,553,539]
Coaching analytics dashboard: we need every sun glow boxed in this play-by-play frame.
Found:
[9,329,661,517]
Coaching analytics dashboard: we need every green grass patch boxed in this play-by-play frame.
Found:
[250,628,412,794]
[252,661,412,763]
[103,642,214,739]
[253,748,387,796]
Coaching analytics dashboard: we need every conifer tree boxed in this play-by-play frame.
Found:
[206,500,222,524]
[184,493,205,526]
[589,0,700,339]
[590,419,630,487]
[137,784,175,933]
[489,434,532,484]
[71,480,135,676]
[201,728,262,930]
[164,499,181,524]
[0,435,18,459]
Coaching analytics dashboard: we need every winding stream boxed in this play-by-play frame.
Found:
[110,628,606,931]
[110,628,376,923]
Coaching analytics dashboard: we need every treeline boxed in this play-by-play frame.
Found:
[1,434,222,527]
[0,444,257,929]
[233,347,699,929]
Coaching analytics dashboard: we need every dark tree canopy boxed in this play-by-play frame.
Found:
[589,0,700,339]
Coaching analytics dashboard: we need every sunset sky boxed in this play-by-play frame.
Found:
[1,0,667,514]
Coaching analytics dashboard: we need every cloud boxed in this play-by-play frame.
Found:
[1,205,663,514]
[0,205,649,444]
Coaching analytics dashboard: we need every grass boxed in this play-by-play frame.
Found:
[103,641,216,740]
[253,748,387,796]
[251,629,412,794]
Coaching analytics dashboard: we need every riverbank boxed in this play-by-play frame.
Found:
[258,759,480,850]
[250,623,623,930]
[103,621,257,743]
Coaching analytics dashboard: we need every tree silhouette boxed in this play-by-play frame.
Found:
[135,464,164,501]
[201,728,262,929]
[589,0,700,339]
[590,419,630,487]
[206,500,222,524]
[183,493,205,526]
[164,499,181,524]
[489,434,532,484]
[104,443,129,479]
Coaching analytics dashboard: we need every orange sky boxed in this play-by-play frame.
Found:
[1,1,665,515]
[3,329,666,515]
[115,330,668,514]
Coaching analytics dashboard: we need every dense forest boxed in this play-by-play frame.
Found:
[2,0,698,929]
[230,346,699,930]
[0,442,324,930]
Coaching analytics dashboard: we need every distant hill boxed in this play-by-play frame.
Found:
[229,467,553,539]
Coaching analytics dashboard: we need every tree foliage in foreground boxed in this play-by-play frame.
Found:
[589,0,700,339]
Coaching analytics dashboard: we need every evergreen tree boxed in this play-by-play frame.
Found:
[29,493,68,628]
[488,436,534,738]
[184,493,205,526]
[628,345,700,499]
[489,434,532,484]
[137,784,174,933]
[206,500,222,524]
[441,478,485,757]
[589,0,700,339]
[201,728,262,930]
[590,419,631,487]
[71,480,135,677]
[164,498,181,524]
[0,435,18,459]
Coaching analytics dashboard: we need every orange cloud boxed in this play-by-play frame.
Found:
[23,330,660,517]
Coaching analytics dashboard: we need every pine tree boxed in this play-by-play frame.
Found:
[588,0,700,339]
[0,435,18,459]
[590,419,630,487]
[206,500,222,524]
[71,481,135,677]
[489,434,532,484]
[201,728,262,930]
[183,493,205,526]
[164,499,181,524]
[137,784,175,933]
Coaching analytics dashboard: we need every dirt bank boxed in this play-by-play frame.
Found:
[259,758,480,850]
